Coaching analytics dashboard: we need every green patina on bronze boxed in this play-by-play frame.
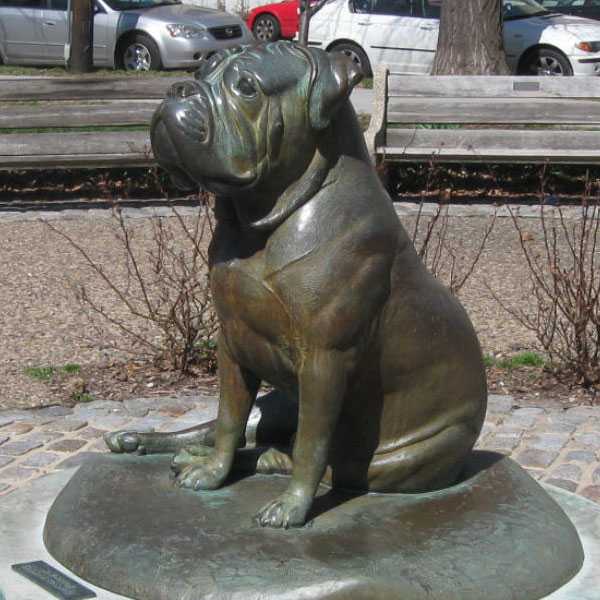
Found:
[43,452,584,600]
[104,41,487,529]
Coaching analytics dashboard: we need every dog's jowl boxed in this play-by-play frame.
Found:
[106,42,487,529]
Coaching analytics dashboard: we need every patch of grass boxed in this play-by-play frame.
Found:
[0,65,189,78]
[483,354,495,368]
[359,77,373,89]
[0,125,147,134]
[24,366,55,381]
[24,363,82,380]
[72,392,94,403]
[487,351,546,370]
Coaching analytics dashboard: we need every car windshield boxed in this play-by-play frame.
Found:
[103,0,181,10]
[503,0,552,20]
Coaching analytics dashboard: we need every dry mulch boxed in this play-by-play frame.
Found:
[0,209,596,411]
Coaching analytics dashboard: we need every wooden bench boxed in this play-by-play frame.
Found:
[365,66,600,165]
[0,76,185,170]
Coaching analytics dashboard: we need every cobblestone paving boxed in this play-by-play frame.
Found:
[0,394,598,504]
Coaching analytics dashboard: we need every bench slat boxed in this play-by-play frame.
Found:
[381,128,600,164]
[0,131,153,169]
[0,77,182,101]
[386,97,600,125]
[0,101,160,129]
[387,74,600,99]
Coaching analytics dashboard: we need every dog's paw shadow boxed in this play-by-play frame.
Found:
[307,488,366,522]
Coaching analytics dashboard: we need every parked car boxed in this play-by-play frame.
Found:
[539,0,600,21]
[247,0,299,41]
[0,0,254,71]
[244,0,600,77]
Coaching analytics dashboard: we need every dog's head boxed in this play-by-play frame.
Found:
[150,42,362,197]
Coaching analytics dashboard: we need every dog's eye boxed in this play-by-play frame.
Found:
[236,76,257,98]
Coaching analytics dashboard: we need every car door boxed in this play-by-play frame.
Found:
[357,0,437,74]
[0,0,47,63]
[40,0,68,63]
[41,0,109,65]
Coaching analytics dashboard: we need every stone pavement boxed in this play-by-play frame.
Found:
[0,393,598,504]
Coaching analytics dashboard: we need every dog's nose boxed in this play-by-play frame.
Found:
[168,81,202,100]
[174,101,211,144]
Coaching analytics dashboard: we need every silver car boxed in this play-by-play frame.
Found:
[0,0,254,70]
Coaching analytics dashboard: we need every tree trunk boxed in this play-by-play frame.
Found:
[298,0,310,46]
[69,0,94,73]
[298,0,328,46]
[432,0,510,75]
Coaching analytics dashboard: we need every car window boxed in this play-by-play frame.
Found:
[0,0,44,7]
[504,0,550,19]
[370,0,413,16]
[102,0,179,9]
[48,0,67,9]
[352,0,371,12]
[421,0,441,17]
[541,0,584,5]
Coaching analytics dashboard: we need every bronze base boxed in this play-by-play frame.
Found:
[44,451,583,600]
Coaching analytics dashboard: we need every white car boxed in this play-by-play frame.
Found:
[308,0,600,76]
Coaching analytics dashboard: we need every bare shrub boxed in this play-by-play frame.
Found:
[489,196,600,388]
[412,200,496,296]
[409,162,496,298]
[44,197,218,374]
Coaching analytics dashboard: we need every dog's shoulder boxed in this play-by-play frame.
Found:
[264,181,398,277]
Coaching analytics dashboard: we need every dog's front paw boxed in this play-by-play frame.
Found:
[171,448,228,491]
[104,430,145,454]
[254,491,311,529]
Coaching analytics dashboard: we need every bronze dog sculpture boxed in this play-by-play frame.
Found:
[106,42,487,529]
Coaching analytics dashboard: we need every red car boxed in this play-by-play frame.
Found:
[247,1,300,42]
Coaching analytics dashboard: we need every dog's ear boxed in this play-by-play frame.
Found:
[307,48,363,130]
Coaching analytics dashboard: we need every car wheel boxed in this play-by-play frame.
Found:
[121,34,162,71]
[252,14,281,42]
[331,42,372,78]
[520,47,573,76]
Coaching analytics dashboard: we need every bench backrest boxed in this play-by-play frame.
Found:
[0,76,185,169]
[366,66,600,164]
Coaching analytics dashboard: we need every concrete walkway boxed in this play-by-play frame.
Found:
[0,393,598,504]
[0,201,589,225]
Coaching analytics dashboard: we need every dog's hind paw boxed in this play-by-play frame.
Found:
[104,430,145,454]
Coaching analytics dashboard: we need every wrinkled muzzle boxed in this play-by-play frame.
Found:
[151,78,258,193]
[150,80,213,191]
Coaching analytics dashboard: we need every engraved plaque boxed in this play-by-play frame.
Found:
[513,81,540,92]
[12,561,96,600]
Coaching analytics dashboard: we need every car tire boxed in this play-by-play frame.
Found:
[331,42,372,78]
[120,34,162,72]
[519,47,573,76]
[252,14,281,42]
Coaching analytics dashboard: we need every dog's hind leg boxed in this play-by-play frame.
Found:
[104,422,216,455]
[372,423,478,492]
[330,422,478,493]
[104,389,298,455]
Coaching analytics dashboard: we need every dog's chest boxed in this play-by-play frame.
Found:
[210,253,295,376]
